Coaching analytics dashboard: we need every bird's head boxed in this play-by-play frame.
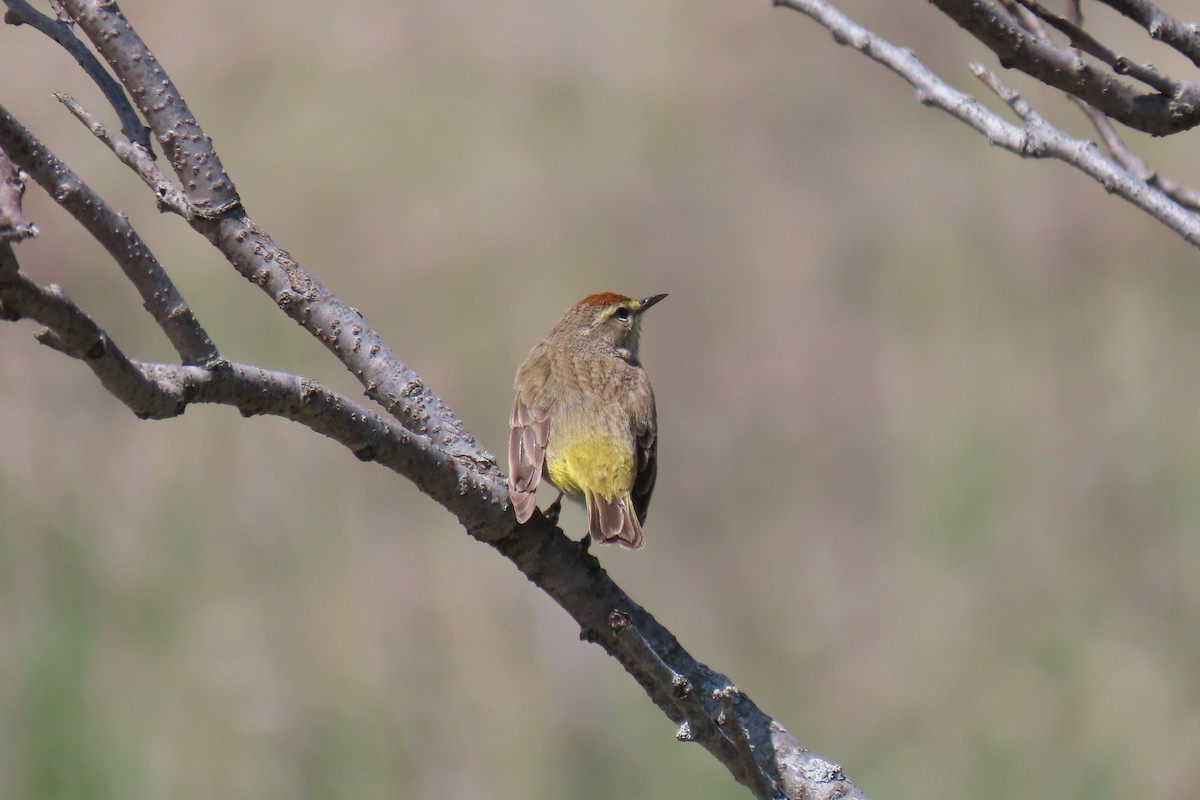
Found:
[561,291,668,362]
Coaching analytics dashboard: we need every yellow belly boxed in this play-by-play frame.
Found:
[546,435,634,501]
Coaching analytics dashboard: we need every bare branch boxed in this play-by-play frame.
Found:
[24,1,1176,796]
[1014,0,1176,95]
[1094,0,1200,68]
[1067,0,1082,25]
[926,0,1200,135]
[48,0,500,481]
[774,0,1200,248]
[55,92,191,217]
[494,526,866,800]
[0,148,35,242]
[0,259,491,519]
[0,103,220,366]
[0,263,182,413]
[0,210,863,797]
[2,0,151,150]
[52,0,238,216]
[999,0,1200,211]
[1071,98,1200,211]
[971,61,1042,123]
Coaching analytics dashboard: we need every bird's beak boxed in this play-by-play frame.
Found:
[637,293,668,313]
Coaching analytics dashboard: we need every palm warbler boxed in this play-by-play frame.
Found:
[508,292,666,549]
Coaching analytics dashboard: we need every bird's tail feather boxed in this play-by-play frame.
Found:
[587,492,645,550]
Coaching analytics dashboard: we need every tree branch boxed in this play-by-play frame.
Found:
[0,220,864,800]
[1094,0,1200,68]
[0,147,35,242]
[1072,97,1200,211]
[926,0,1200,135]
[6,0,1199,794]
[0,257,180,413]
[55,92,191,216]
[0,102,219,366]
[39,0,238,216]
[1014,0,1176,95]
[998,0,1200,212]
[774,0,1200,249]
[53,0,498,479]
[1,4,868,797]
[2,0,151,151]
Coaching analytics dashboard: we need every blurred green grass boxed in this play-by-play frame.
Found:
[3,1,1200,798]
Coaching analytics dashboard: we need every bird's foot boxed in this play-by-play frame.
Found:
[543,492,563,527]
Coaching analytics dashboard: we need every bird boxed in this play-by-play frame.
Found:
[508,292,666,549]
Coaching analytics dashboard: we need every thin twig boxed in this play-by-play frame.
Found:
[0,103,221,367]
[1015,0,1177,95]
[1001,0,1200,211]
[998,0,1047,38]
[1070,98,1200,211]
[55,0,238,217]
[973,63,1200,211]
[925,0,1200,135]
[1065,0,1083,26]
[1094,0,1200,68]
[970,62,1039,122]
[2,0,151,150]
[775,0,1200,248]
[54,93,191,217]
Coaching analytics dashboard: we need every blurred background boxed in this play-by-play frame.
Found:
[2,1,1199,798]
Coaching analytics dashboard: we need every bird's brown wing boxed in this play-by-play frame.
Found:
[631,395,657,525]
[508,392,550,524]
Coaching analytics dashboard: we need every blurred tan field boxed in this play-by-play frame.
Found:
[3,1,1200,798]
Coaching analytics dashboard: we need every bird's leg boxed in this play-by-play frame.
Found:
[543,491,564,527]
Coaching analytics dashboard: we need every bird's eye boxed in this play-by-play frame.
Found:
[614,307,631,321]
